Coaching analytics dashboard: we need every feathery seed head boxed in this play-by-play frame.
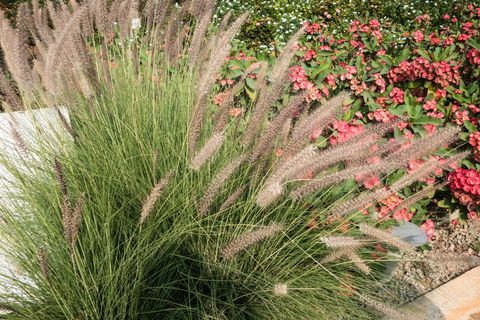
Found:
[273,283,288,296]
[221,223,283,260]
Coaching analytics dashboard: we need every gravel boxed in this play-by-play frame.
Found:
[383,221,480,305]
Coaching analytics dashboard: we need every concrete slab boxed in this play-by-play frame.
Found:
[388,267,480,320]
[0,107,70,299]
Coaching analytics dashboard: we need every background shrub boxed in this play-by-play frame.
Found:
[216,0,476,49]
[217,3,480,230]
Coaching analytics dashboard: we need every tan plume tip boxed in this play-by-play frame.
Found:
[357,294,407,320]
[359,223,414,252]
[343,250,371,275]
[256,182,283,208]
[218,185,247,212]
[190,133,224,171]
[9,121,29,156]
[70,193,85,249]
[221,223,283,260]
[140,171,174,224]
[429,252,480,268]
[54,159,68,197]
[273,283,288,296]
[198,155,246,215]
[37,249,49,279]
[320,236,364,249]
[321,247,352,264]
[61,197,73,246]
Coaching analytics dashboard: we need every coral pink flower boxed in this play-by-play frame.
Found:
[412,30,424,42]
[454,109,469,125]
[408,158,425,173]
[435,89,447,99]
[468,104,480,113]
[339,65,357,81]
[326,74,336,87]
[369,19,380,29]
[468,211,479,220]
[213,91,230,105]
[443,37,454,46]
[275,148,284,157]
[467,49,480,66]
[420,219,435,238]
[356,174,380,189]
[429,32,441,45]
[369,109,395,123]
[423,124,436,135]
[469,132,480,147]
[228,108,242,117]
[393,208,414,222]
[304,49,317,61]
[423,100,437,111]
[373,73,386,93]
[304,21,321,34]
[330,120,364,145]
[389,87,405,104]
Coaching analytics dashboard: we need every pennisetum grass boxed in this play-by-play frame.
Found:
[0,1,472,319]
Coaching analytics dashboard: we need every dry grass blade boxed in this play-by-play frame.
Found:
[61,197,73,247]
[389,182,446,218]
[56,108,76,138]
[330,188,392,218]
[289,162,394,201]
[321,247,352,264]
[390,151,468,192]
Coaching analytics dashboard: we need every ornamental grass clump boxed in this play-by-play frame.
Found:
[0,0,471,319]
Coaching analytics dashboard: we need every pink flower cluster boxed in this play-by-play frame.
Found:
[448,168,480,194]
[420,219,435,239]
[289,65,329,102]
[304,21,321,34]
[469,132,480,161]
[388,58,460,88]
[467,48,480,66]
[368,109,396,123]
[375,194,414,222]
[329,120,364,145]
[389,87,405,104]
[349,19,383,43]
[289,65,312,90]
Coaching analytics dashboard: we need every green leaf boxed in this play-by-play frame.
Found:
[410,116,443,125]
[245,78,256,89]
[468,38,480,50]
[463,120,477,133]
[246,87,256,101]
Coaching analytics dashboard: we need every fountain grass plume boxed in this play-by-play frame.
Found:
[0,2,464,319]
